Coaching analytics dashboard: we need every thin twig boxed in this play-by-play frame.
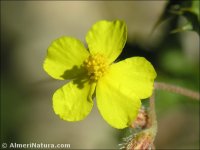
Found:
[154,82,200,100]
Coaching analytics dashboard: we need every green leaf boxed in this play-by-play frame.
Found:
[154,0,199,34]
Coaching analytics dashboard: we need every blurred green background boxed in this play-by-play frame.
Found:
[1,1,199,149]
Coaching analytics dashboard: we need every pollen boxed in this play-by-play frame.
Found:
[83,54,108,81]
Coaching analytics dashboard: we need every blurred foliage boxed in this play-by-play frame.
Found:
[0,32,31,145]
[155,0,200,34]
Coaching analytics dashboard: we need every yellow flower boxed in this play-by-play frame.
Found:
[43,20,156,129]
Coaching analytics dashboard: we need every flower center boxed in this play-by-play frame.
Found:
[83,54,108,81]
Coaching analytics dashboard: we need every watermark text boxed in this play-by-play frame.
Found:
[1,142,70,149]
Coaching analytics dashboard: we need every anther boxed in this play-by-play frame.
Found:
[83,54,108,81]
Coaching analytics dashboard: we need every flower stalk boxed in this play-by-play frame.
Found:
[154,82,200,100]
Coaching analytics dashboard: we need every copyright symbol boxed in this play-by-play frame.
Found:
[2,143,7,148]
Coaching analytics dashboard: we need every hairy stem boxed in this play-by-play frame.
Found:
[154,82,200,100]
[148,90,157,137]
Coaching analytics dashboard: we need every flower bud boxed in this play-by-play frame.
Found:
[126,132,154,150]
[131,106,148,129]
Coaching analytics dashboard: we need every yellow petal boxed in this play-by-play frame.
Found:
[108,57,157,99]
[53,79,95,121]
[96,75,141,129]
[96,57,156,128]
[86,20,127,64]
[43,36,89,80]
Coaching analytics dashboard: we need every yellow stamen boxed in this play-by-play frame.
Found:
[83,54,108,81]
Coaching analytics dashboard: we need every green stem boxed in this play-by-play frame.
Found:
[154,82,200,100]
[149,91,157,136]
